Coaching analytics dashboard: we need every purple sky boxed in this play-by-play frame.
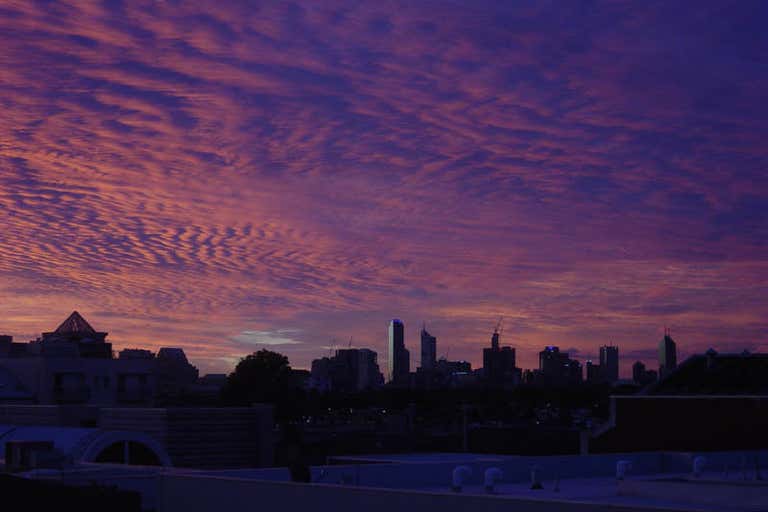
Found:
[0,1,766,376]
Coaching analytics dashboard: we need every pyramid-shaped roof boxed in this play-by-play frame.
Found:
[54,311,97,335]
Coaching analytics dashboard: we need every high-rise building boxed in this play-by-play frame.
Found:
[311,348,383,392]
[387,319,409,383]
[482,325,518,387]
[585,360,601,383]
[420,326,437,372]
[537,346,582,386]
[491,328,500,350]
[658,330,678,378]
[631,360,657,386]
[632,360,646,383]
[356,348,383,390]
[309,356,332,392]
[539,346,563,375]
[599,344,619,382]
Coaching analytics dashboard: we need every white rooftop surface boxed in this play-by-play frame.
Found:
[422,473,768,512]
[6,450,768,512]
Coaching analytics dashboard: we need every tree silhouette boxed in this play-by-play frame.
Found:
[221,349,295,406]
[220,349,307,421]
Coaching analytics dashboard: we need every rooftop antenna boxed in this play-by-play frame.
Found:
[329,338,337,357]
[348,336,353,349]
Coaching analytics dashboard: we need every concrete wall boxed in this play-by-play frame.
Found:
[100,406,274,468]
[157,473,695,512]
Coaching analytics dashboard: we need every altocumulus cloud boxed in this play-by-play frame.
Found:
[0,0,766,375]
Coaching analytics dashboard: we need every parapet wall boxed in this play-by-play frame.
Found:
[157,473,689,512]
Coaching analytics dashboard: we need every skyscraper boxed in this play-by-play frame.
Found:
[388,319,409,383]
[537,346,582,386]
[491,328,500,351]
[632,360,646,383]
[599,344,619,382]
[585,360,601,383]
[420,326,437,371]
[482,324,517,387]
[658,329,677,378]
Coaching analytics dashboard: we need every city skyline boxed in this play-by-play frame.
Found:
[3,309,686,380]
[0,1,767,375]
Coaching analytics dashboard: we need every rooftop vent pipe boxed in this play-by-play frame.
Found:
[451,465,472,492]
[484,467,503,494]
[616,460,632,480]
[693,456,706,478]
[530,465,543,489]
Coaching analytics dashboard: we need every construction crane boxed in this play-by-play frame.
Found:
[491,316,504,350]
[494,316,504,336]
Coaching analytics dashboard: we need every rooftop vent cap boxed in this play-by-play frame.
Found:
[451,465,472,493]
[616,460,632,480]
[693,456,707,478]
[530,464,543,490]
[484,467,503,494]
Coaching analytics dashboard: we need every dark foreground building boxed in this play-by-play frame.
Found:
[0,404,274,469]
[592,350,768,453]
[0,312,199,406]
[0,474,141,512]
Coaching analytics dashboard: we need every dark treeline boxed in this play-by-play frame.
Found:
[206,350,638,465]
[216,349,628,421]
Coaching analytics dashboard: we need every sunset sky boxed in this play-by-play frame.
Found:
[0,1,766,376]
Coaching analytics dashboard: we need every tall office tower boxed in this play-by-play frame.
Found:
[310,348,383,393]
[585,360,601,383]
[388,319,409,383]
[538,346,581,386]
[658,329,678,379]
[632,360,646,383]
[357,348,383,390]
[482,322,517,386]
[599,344,619,382]
[539,346,564,375]
[420,326,437,371]
[491,328,500,350]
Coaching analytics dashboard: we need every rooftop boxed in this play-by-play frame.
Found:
[644,352,768,395]
[53,311,97,335]
[33,450,767,512]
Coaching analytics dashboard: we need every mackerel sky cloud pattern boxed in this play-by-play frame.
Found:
[0,1,766,374]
